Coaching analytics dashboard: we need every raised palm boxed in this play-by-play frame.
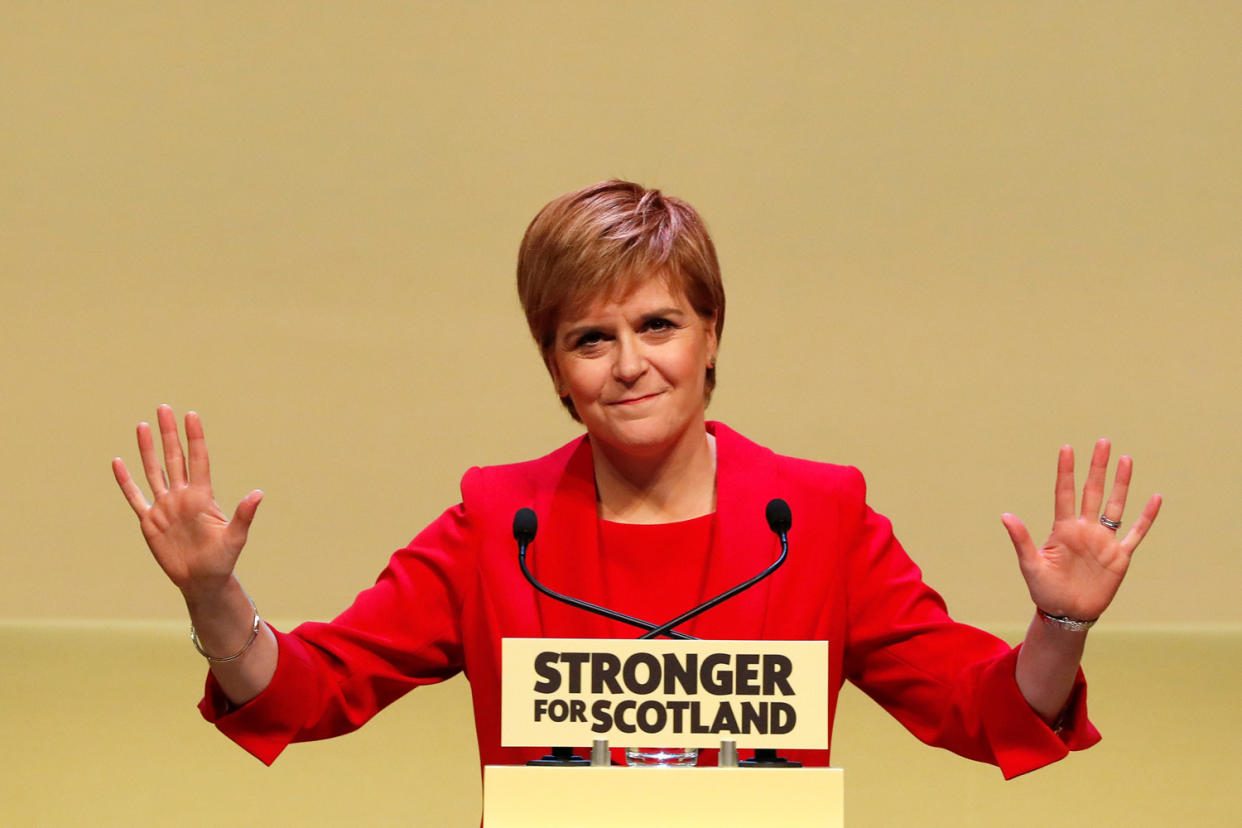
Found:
[113,405,262,595]
[1002,440,1161,622]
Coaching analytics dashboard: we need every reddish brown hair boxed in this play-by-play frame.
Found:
[517,179,725,419]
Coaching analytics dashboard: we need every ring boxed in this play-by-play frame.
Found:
[1099,515,1122,530]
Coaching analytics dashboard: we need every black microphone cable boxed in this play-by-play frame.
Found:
[514,508,698,640]
[638,498,791,639]
[513,499,792,640]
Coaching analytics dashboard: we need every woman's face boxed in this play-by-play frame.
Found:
[548,277,718,459]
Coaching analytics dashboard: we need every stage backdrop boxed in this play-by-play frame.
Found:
[2,2,1239,825]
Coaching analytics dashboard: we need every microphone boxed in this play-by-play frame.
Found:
[513,509,698,640]
[765,497,792,535]
[513,507,538,546]
[638,498,792,639]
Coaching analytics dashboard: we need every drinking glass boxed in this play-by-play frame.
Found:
[625,747,699,766]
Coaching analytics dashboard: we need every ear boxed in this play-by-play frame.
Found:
[703,311,719,365]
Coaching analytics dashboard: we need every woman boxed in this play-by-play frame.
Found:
[113,180,1161,778]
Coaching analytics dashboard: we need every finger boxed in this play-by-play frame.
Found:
[1080,438,1111,517]
[1101,454,1132,523]
[225,490,264,551]
[1120,493,1163,555]
[1054,445,1075,522]
[185,411,212,490]
[1001,513,1038,571]
[157,404,188,487]
[137,421,168,496]
[112,458,150,517]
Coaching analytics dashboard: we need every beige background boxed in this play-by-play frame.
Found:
[3,1,1240,825]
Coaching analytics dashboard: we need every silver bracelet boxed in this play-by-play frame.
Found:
[1038,608,1097,632]
[190,601,262,663]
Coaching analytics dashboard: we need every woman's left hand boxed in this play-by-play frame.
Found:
[1002,440,1162,623]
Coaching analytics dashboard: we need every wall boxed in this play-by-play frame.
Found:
[3,2,1239,824]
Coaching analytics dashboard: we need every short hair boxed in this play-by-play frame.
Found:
[516,179,725,420]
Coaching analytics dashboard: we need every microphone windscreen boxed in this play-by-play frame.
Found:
[765,498,792,534]
[512,508,538,544]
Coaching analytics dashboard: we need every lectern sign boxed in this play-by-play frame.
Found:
[501,639,829,749]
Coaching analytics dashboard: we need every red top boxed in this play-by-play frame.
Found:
[596,514,716,635]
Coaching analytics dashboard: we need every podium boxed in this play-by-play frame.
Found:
[483,765,843,827]
[489,638,843,827]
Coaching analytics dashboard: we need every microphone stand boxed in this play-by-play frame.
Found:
[513,501,801,767]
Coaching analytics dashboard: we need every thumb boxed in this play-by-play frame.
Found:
[1001,513,1037,572]
[225,489,264,550]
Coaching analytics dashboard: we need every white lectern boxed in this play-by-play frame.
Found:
[488,638,843,827]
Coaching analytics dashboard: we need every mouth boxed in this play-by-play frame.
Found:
[609,391,663,406]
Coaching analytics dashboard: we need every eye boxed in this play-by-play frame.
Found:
[574,330,607,348]
[643,317,677,334]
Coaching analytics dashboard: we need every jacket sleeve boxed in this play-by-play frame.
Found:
[198,499,477,765]
[837,467,1100,778]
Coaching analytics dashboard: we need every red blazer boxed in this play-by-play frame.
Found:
[202,422,1098,779]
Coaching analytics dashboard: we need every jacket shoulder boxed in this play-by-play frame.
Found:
[713,422,865,497]
[458,435,585,507]
[774,451,866,496]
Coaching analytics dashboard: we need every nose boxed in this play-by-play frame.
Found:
[612,332,648,383]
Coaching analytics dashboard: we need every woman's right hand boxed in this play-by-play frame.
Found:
[113,405,263,598]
